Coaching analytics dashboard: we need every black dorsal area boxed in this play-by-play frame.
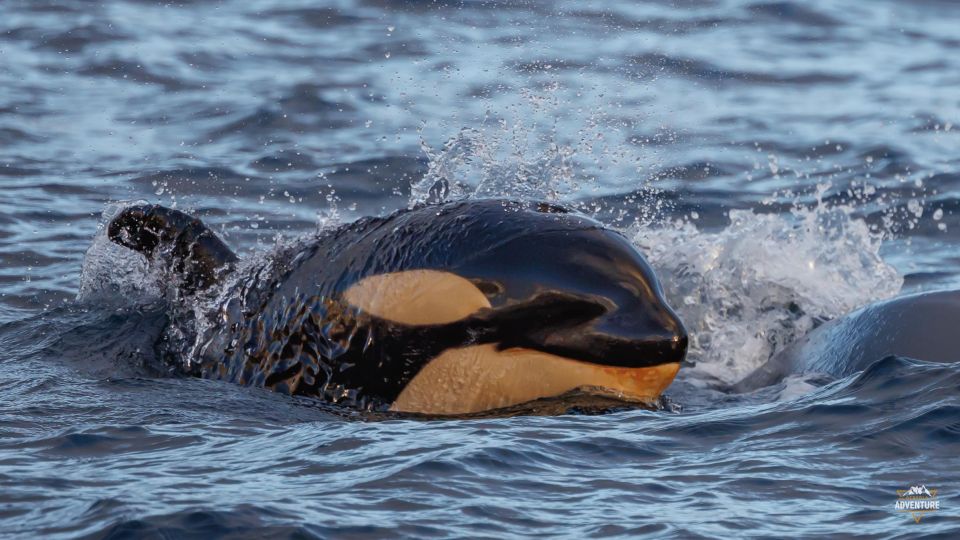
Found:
[107,204,238,293]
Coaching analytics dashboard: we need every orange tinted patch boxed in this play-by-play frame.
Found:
[343,270,491,325]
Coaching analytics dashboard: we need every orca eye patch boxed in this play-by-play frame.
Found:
[343,270,492,325]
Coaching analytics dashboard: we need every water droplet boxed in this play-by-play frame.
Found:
[907,199,923,218]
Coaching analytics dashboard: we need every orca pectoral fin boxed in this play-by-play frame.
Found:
[108,204,238,293]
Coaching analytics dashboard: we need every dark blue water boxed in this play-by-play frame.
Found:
[1,0,959,537]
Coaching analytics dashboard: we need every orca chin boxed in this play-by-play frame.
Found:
[104,199,688,415]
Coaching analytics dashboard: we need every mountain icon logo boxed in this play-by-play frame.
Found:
[895,485,940,523]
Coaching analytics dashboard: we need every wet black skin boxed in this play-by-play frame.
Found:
[108,204,238,293]
[108,199,688,410]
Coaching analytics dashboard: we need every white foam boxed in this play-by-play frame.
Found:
[410,127,581,207]
[633,203,902,384]
[77,201,165,304]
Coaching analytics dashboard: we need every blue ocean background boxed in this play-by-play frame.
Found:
[1,1,959,537]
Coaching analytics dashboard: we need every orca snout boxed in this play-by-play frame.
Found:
[599,297,688,361]
[535,298,689,369]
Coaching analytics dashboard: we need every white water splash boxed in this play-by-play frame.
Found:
[410,83,651,207]
[77,202,164,304]
[410,127,580,206]
[633,202,903,385]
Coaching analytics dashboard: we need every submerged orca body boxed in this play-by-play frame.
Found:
[107,200,688,415]
[735,290,960,392]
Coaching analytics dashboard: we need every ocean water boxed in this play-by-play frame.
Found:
[1,0,959,537]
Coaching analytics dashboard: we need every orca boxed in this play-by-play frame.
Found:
[106,199,687,415]
[735,289,960,392]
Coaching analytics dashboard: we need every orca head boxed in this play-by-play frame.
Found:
[342,201,687,414]
[459,217,687,370]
